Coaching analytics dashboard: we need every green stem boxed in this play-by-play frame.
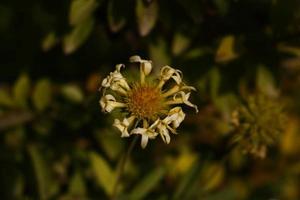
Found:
[111,136,138,200]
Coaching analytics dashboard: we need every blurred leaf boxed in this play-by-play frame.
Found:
[173,161,201,200]
[13,74,31,108]
[0,89,14,107]
[97,131,124,161]
[172,33,191,56]
[280,118,300,155]
[214,0,229,16]
[215,35,238,63]
[278,43,300,57]
[209,67,221,100]
[32,79,52,112]
[136,0,158,36]
[61,85,84,103]
[69,0,99,25]
[256,65,278,97]
[149,38,171,70]
[89,152,116,196]
[107,0,127,33]
[68,171,86,196]
[28,145,57,200]
[202,187,237,200]
[201,163,225,192]
[41,32,59,52]
[63,18,94,54]
[129,167,166,200]
[184,47,212,59]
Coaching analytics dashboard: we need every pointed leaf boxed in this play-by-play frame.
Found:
[69,171,86,196]
[107,0,127,32]
[32,79,52,112]
[0,89,14,107]
[13,74,31,108]
[61,85,84,103]
[136,0,158,36]
[63,18,94,54]
[28,145,57,200]
[69,0,99,25]
[256,65,278,97]
[129,167,165,200]
[172,33,190,56]
[89,152,116,196]
[215,35,238,63]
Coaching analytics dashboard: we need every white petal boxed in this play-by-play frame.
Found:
[100,94,125,113]
[141,134,149,148]
[141,61,152,76]
[160,66,182,84]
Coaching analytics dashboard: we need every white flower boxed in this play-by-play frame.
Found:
[113,116,136,137]
[101,64,130,94]
[131,120,159,148]
[100,55,198,148]
[99,94,126,113]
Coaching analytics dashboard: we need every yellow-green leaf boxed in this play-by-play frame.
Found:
[129,167,165,200]
[69,171,86,196]
[41,32,59,52]
[0,89,14,107]
[89,152,116,196]
[61,85,84,103]
[28,145,58,200]
[63,18,94,54]
[69,0,98,25]
[136,0,158,36]
[13,74,31,108]
[172,33,190,56]
[256,65,278,97]
[215,35,238,63]
[32,79,52,112]
[107,0,127,33]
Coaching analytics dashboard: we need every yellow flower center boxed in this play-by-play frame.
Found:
[126,85,164,119]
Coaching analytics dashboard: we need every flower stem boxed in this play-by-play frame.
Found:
[111,136,138,200]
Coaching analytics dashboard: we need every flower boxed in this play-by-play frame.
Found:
[231,93,285,158]
[99,55,197,148]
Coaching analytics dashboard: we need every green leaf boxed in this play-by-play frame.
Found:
[32,79,52,112]
[27,145,57,200]
[68,171,86,196]
[149,38,171,70]
[89,152,116,196]
[69,0,99,25]
[129,167,166,200]
[63,18,94,54]
[209,67,221,100]
[60,85,84,103]
[136,0,158,36]
[107,0,127,33]
[96,130,124,161]
[256,65,278,97]
[172,33,190,56]
[41,32,59,52]
[173,162,201,200]
[0,89,14,107]
[13,74,31,108]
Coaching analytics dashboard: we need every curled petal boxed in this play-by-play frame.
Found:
[113,116,136,137]
[131,122,158,148]
[174,92,198,113]
[129,55,153,83]
[166,107,186,128]
[99,94,125,113]
[101,64,130,93]
[160,66,182,85]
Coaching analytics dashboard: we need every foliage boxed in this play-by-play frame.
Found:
[1,0,300,199]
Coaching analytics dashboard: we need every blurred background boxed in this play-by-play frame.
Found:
[1,0,300,199]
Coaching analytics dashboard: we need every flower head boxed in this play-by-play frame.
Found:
[99,56,197,148]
